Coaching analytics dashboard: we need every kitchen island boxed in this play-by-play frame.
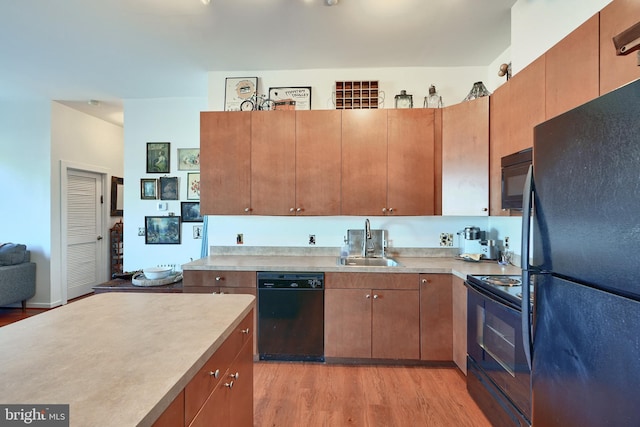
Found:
[0,292,255,427]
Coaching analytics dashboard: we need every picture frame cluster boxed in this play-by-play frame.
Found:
[142,142,202,244]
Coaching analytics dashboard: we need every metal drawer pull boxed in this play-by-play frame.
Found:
[224,381,234,389]
[209,369,220,378]
[241,328,250,334]
[229,372,239,380]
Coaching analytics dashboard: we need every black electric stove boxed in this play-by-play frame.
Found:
[466,274,533,310]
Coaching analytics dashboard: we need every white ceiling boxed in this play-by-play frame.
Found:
[0,0,516,126]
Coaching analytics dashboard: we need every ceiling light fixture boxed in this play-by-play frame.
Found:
[201,0,210,5]
[326,0,338,6]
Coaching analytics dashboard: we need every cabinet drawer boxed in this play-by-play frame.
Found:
[184,310,253,425]
[325,272,418,290]
[183,271,256,288]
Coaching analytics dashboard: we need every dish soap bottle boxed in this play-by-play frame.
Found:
[340,237,350,259]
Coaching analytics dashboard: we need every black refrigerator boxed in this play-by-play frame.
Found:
[522,78,640,427]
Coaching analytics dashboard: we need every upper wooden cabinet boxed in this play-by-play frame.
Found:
[342,109,436,216]
[441,97,489,216]
[387,109,436,215]
[295,110,342,215]
[341,109,389,215]
[250,110,296,215]
[201,109,435,216]
[200,112,251,215]
[489,56,545,216]
[545,14,600,119]
[599,0,640,95]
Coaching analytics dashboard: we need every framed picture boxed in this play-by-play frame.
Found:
[181,202,203,222]
[140,179,158,200]
[187,173,200,200]
[147,142,170,173]
[177,148,200,171]
[159,176,179,200]
[110,176,123,217]
[225,77,258,111]
[193,225,203,239]
[268,86,312,110]
[145,216,181,244]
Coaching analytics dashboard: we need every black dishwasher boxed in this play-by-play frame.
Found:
[257,272,324,362]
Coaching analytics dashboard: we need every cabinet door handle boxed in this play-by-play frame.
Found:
[365,294,371,299]
[290,207,295,213]
[224,381,234,389]
[381,208,387,213]
[388,208,394,213]
[215,276,223,281]
[244,207,250,213]
[241,328,250,334]
[296,207,302,212]
[421,278,428,284]
[229,372,239,380]
[373,294,379,299]
[209,369,220,378]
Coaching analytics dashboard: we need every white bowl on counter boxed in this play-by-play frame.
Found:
[143,267,173,280]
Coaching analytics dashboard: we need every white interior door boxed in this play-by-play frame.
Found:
[66,169,104,300]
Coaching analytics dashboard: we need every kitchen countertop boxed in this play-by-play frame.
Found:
[183,253,521,280]
[0,292,255,427]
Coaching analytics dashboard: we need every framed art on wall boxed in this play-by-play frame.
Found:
[268,86,312,110]
[177,148,200,171]
[159,177,179,200]
[181,202,202,222]
[187,173,200,200]
[225,77,258,111]
[110,176,123,217]
[140,179,158,200]
[145,216,181,244]
[146,142,170,173]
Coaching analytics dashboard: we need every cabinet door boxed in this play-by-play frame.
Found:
[200,112,251,215]
[441,97,489,215]
[371,289,420,360]
[251,110,296,215]
[341,109,388,215]
[227,339,253,427]
[152,390,184,427]
[324,288,372,358]
[295,110,342,215]
[489,83,512,217]
[452,276,468,375]
[419,274,453,361]
[600,0,640,95]
[545,14,600,119]
[387,109,436,215]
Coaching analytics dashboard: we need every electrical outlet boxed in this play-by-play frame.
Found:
[236,233,243,245]
[138,227,145,236]
[504,236,510,249]
[309,234,316,245]
[440,233,454,247]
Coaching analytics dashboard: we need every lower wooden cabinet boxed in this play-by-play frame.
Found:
[324,273,420,360]
[419,274,453,361]
[152,309,253,427]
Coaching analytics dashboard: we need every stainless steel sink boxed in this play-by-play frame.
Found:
[337,257,402,267]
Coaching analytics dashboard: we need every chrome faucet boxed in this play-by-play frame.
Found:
[363,218,371,257]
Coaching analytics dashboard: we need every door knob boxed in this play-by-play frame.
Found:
[96,236,103,240]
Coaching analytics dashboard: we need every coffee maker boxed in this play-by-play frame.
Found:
[458,226,499,260]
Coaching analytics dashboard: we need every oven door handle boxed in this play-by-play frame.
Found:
[521,165,534,370]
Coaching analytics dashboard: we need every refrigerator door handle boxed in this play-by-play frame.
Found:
[521,164,534,370]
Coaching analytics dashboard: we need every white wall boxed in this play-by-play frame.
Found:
[123,97,208,272]
[511,0,613,73]
[50,102,124,306]
[0,98,52,306]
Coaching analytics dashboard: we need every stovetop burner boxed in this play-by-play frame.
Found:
[480,275,522,287]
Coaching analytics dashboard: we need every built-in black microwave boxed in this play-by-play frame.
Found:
[501,147,532,210]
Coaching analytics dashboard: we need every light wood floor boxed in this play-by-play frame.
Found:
[254,362,491,427]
